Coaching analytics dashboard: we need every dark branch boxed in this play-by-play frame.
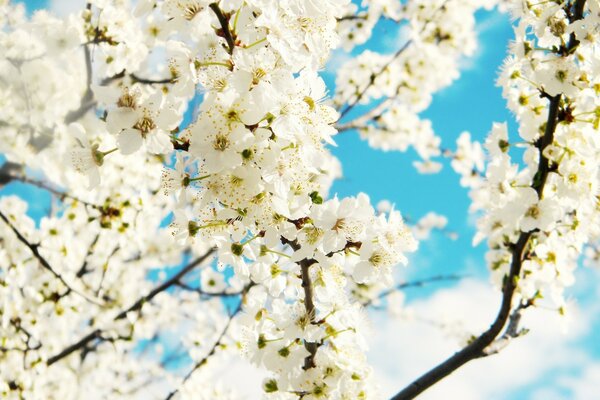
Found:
[0,162,23,187]
[391,233,532,399]
[390,3,586,397]
[209,3,236,55]
[337,14,368,22]
[76,233,101,278]
[0,210,102,306]
[113,250,216,320]
[285,240,319,370]
[47,329,102,365]
[46,250,215,366]
[300,257,319,369]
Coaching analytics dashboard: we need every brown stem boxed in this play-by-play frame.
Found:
[209,3,235,55]
[300,258,318,369]
[362,274,466,308]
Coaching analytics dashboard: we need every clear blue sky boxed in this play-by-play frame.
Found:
[6,1,600,398]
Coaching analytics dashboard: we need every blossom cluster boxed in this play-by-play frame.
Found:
[334,0,499,173]
[451,0,600,313]
[0,0,423,398]
[1,0,597,398]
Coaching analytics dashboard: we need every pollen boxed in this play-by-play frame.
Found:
[213,134,230,151]
[134,115,156,135]
[182,3,203,21]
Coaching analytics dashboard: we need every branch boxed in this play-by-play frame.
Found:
[336,96,394,133]
[113,250,215,320]
[391,233,532,399]
[390,3,586,397]
[2,171,103,210]
[337,14,368,22]
[0,161,23,187]
[337,0,450,121]
[164,286,249,400]
[76,233,101,278]
[46,249,215,366]
[65,3,94,124]
[0,210,104,306]
[337,39,412,120]
[362,274,466,308]
[46,329,102,366]
[209,3,235,55]
[283,239,320,370]
[300,257,319,369]
[483,299,534,356]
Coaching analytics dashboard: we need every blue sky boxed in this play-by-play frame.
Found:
[6,1,600,399]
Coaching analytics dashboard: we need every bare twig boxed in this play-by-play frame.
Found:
[2,172,103,210]
[362,274,466,308]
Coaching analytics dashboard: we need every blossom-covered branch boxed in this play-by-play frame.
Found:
[392,1,592,398]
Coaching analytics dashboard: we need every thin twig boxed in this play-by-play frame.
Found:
[362,274,466,308]
[164,285,249,400]
[0,210,104,306]
[65,3,94,124]
[337,0,450,121]
[46,250,215,366]
[3,172,102,210]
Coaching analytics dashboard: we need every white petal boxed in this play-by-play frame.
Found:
[106,108,140,134]
[118,129,143,155]
[146,132,173,154]
[155,108,180,130]
[87,167,101,189]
